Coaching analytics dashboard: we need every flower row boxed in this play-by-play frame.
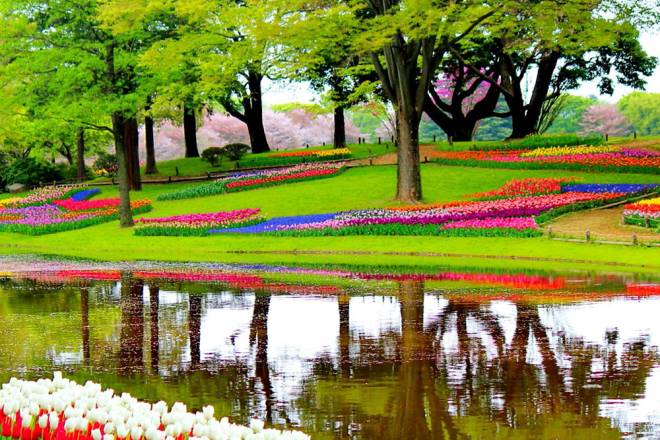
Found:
[520,145,620,157]
[623,196,660,228]
[472,177,574,199]
[270,148,351,158]
[157,162,345,201]
[0,374,309,440]
[134,209,264,236]
[430,145,660,173]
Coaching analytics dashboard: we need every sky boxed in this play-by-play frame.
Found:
[263,31,660,106]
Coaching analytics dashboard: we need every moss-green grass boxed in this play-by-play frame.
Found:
[2,163,659,273]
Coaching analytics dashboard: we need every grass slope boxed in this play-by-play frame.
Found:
[2,164,659,273]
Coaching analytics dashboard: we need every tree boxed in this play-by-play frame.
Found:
[0,0,157,226]
[618,92,660,136]
[424,39,507,142]
[546,95,598,134]
[454,0,657,138]
[579,104,631,137]
[348,0,497,202]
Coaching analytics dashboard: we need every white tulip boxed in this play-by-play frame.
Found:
[249,420,264,433]
[105,422,115,434]
[38,414,49,429]
[202,406,214,420]
[104,435,115,440]
[116,424,129,439]
[130,426,143,440]
[92,429,103,440]
[49,412,59,429]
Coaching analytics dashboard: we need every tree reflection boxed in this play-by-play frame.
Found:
[118,273,144,374]
[80,287,90,365]
[189,294,202,369]
[149,285,160,373]
[249,291,273,424]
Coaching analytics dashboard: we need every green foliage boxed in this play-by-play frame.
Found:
[222,143,251,161]
[0,157,64,187]
[618,92,660,136]
[271,103,328,115]
[201,147,224,167]
[546,95,599,134]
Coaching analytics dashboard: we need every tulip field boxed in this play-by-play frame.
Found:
[0,186,151,235]
[0,374,309,440]
[430,144,660,173]
[204,179,658,237]
[157,162,345,201]
[1,163,659,272]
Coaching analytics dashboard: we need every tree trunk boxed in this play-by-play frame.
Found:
[76,128,86,181]
[123,117,141,191]
[111,112,134,227]
[334,106,347,148]
[183,103,199,158]
[246,71,270,153]
[145,115,158,174]
[246,114,270,154]
[395,110,422,203]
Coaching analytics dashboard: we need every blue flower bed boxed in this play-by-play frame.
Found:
[209,213,339,234]
[71,188,101,201]
[561,183,658,194]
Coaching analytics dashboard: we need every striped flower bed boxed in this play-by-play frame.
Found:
[134,209,264,236]
[0,374,309,440]
[623,197,660,228]
[157,162,346,201]
[430,145,660,173]
[209,179,655,238]
[0,187,151,235]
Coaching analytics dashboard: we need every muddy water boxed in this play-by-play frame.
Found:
[0,258,658,439]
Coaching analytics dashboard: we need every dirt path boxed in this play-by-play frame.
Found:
[547,207,659,244]
[351,144,438,166]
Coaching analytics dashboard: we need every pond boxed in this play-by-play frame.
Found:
[0,256,658,439]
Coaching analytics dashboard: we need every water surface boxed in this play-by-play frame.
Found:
[0,257,658,439]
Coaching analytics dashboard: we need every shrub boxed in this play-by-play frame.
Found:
[201,147,224,167]
[93,152,118,177]
[0,157,64,187]
[222,143,250,161]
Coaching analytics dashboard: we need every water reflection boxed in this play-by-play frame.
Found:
[0,267,658,439]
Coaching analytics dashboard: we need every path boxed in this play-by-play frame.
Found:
[547,206,659,244]
[351,144,439,166]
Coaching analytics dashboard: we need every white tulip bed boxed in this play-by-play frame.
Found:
[0,374,310,440]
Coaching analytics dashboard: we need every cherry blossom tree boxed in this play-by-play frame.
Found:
[579,104,632,137]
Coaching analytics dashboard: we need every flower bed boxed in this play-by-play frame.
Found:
[209,179,653,238]
[157,162,346,201]
[0,374,310,440]
[0,186,151,235]
[430,145,660,173]
[472,177,574,199]
[134,209,264,236]
[238,148,351,167]
[9,185,87,207]
[623,196,660,228]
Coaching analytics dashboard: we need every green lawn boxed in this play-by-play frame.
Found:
[2,164,659,274]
